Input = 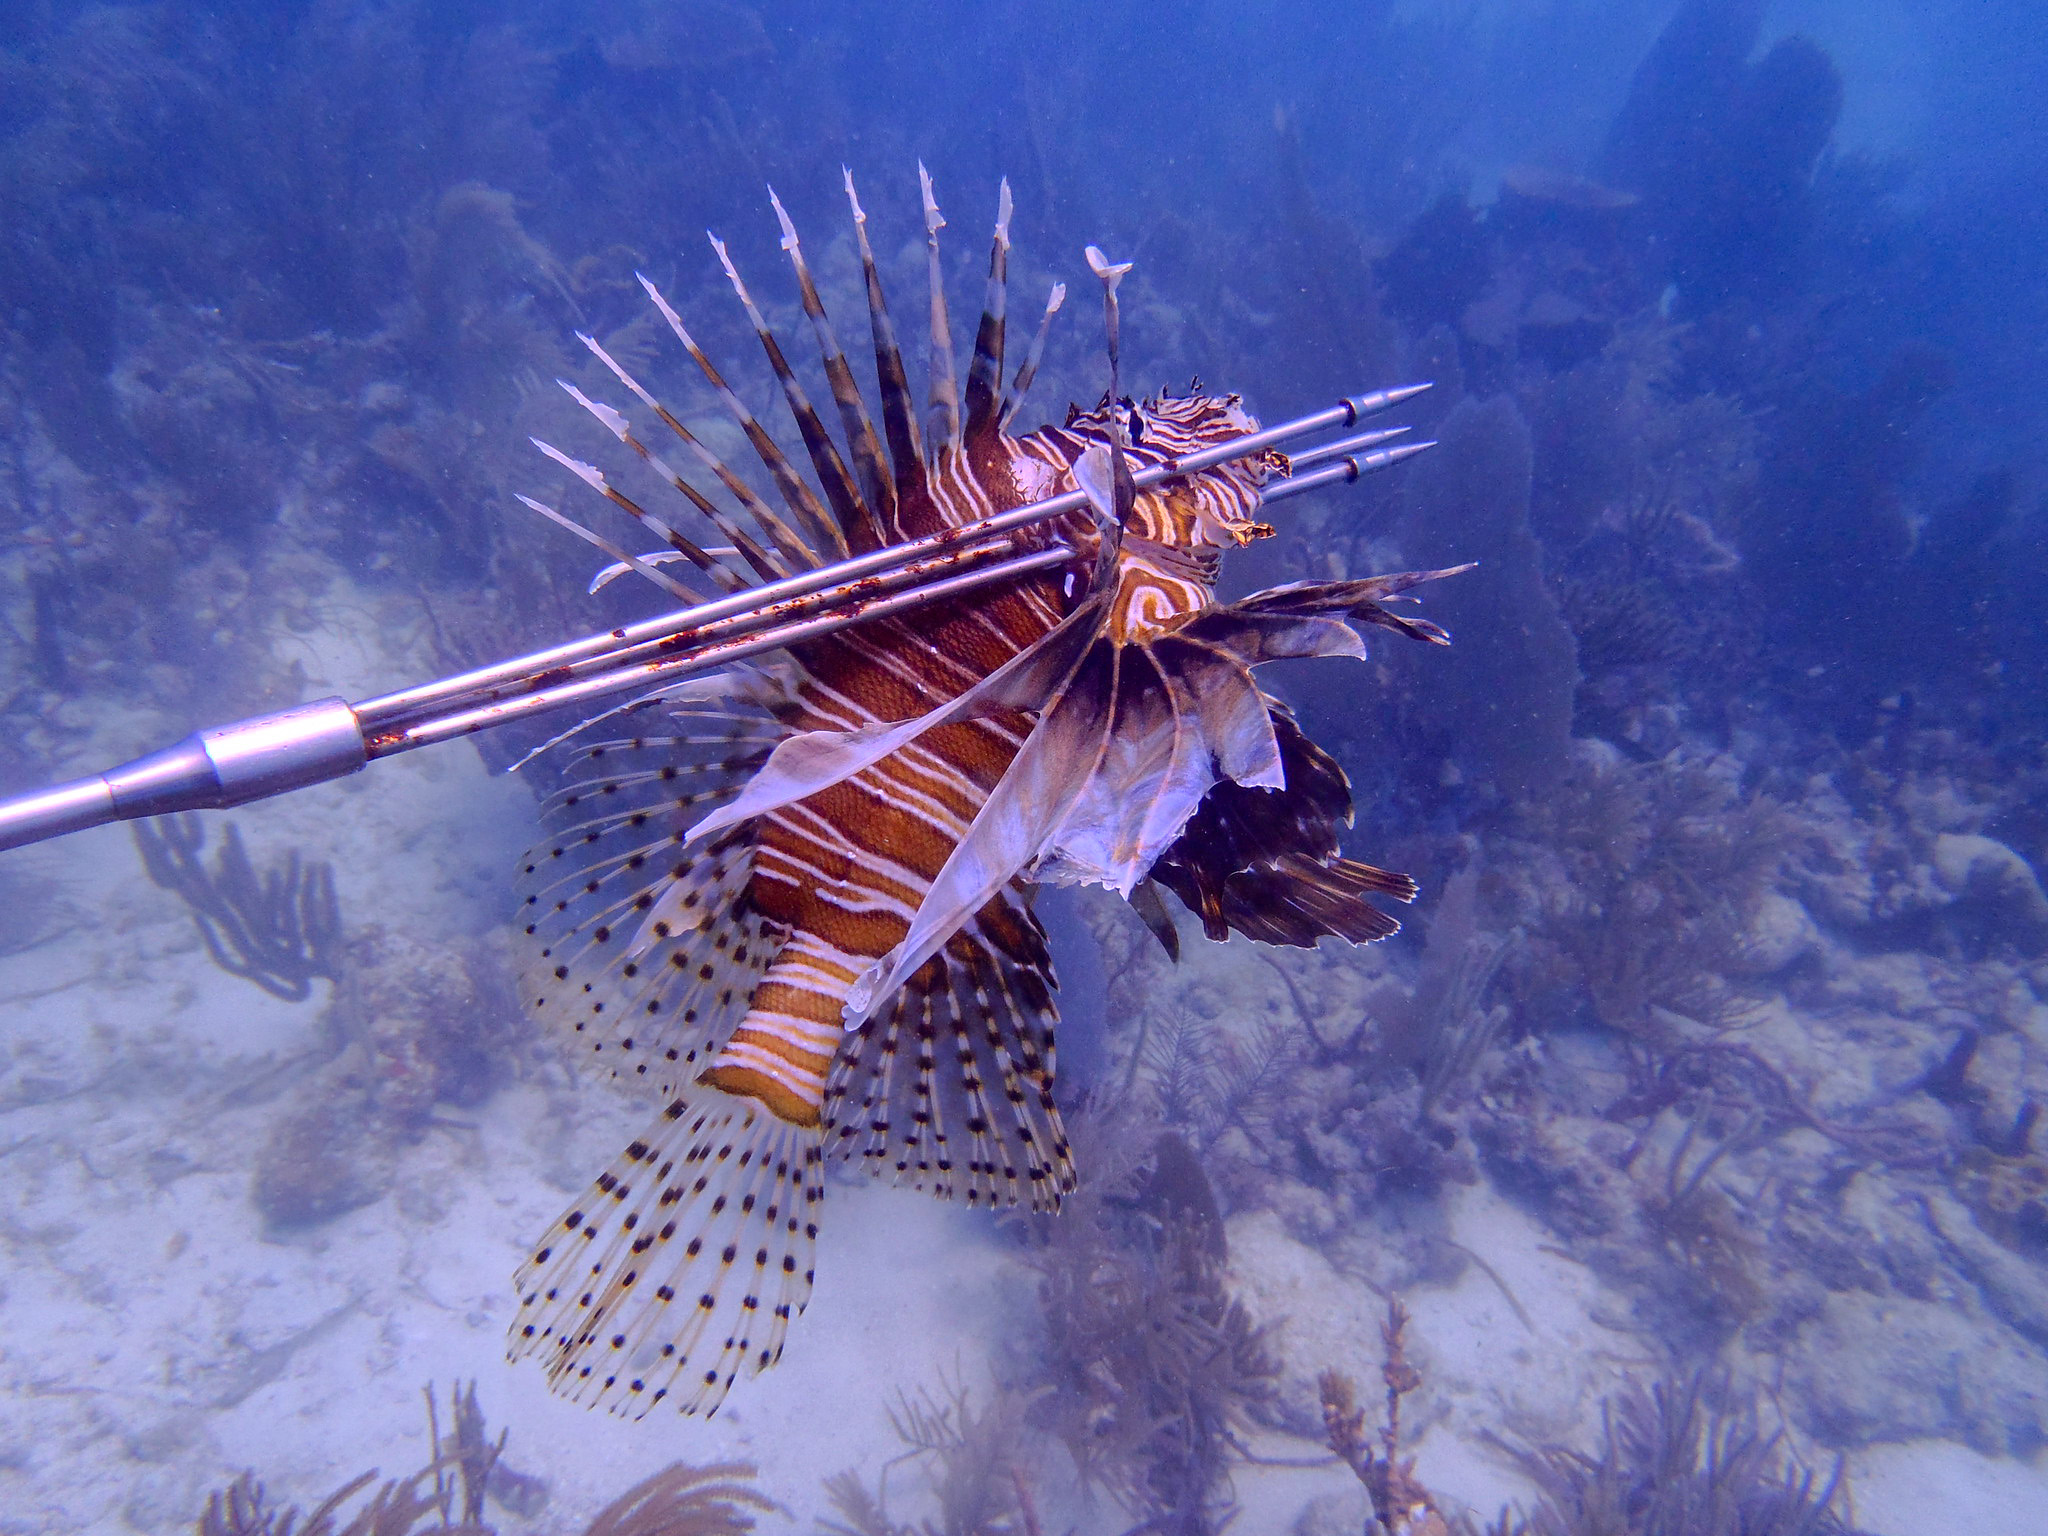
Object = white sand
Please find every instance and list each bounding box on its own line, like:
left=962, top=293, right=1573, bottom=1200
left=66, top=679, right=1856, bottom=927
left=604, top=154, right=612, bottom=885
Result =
left=5, top=589, right=2045, bottom=1534
left=0, top=725, right=1028, bottom=1532
left=0, top=588, right=1029, bottom=1532
left=1851, top=1439, right=2048, bottom=1536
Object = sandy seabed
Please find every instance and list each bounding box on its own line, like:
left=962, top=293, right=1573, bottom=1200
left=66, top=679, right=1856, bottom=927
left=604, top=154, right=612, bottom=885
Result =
left=0, top=594, right=2044, bottom=1535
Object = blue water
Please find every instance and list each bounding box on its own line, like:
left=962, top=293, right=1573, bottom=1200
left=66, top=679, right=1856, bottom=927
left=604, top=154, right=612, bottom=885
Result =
left=1, top=3, right=2044, bottom=1533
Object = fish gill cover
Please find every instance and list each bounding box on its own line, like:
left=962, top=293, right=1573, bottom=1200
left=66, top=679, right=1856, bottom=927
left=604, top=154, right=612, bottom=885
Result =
left=0, top=2, right=2046, bottom=1534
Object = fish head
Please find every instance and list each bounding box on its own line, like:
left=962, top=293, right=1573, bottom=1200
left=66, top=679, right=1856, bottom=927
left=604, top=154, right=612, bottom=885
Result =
left=1035, top=389, right=1282, bottom=640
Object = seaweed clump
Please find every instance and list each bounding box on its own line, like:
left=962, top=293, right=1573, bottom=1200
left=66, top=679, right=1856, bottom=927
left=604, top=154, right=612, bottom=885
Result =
left=134, top=813, right=344, bottom=1002
left=197, top=1381, right=775, bottom=1535
left=1010, top=1103, right=1279, bottom=1536
left=1488, top=1373, right=1866, bottom=1536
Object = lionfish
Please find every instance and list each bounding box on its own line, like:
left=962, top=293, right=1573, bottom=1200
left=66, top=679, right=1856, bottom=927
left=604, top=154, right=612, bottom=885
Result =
left=508, top=168, right=1462, bottom=1417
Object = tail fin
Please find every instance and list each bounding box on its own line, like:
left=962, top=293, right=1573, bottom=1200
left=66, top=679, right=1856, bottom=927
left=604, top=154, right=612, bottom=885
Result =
left=510, top=1088, right=825, bottom=1418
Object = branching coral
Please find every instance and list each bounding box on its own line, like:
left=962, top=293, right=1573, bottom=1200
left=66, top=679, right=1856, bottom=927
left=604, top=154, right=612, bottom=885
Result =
left=1359, top=864, right=1514, bottom=1120
left=197, top=1382, right=773, bottom=1536
left=197, top=1470, right=436, bottom=1536
left=821, top=1382, right=1039, bottom=1536
left=1007, top=1102, right=1278, bottom=1536
left=1151, top=867, right=1504, bottom=1241
left=1313, top=1307, right=1869, bottom=1535
left=132, top=813, right=343, bottom=1002
left=1142, top=1006, right=1308, bottom=1167
left=1319, top=1299, right=1461, bottom=1536
left=584, top=1462, right=779, bottom=1536
left=1487, top=1373, right=1866, bottom=1536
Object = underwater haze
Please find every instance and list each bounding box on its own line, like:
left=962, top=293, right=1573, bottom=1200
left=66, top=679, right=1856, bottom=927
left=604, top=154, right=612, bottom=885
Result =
left=3, top=0, right=2047, bottom=1532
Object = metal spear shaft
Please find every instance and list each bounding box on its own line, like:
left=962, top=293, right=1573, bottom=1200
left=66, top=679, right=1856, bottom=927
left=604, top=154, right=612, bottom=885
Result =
left=0, top=386, right=1431, bottom=854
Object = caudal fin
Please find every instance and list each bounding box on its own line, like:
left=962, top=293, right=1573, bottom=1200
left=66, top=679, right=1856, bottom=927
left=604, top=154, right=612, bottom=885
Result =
left=510, top=1089, right=824, bottom=1418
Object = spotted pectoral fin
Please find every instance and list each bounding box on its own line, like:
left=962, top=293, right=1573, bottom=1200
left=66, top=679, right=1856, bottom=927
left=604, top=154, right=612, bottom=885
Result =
left=823, top=892, right=1074, bottom=1214
left=517, top=712, right=785, bottom=1091
left=509, top=1090, right=825, bottom=1419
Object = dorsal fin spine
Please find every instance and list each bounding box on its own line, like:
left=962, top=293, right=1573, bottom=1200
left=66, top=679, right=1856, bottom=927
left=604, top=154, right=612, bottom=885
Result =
left=555, top=378, right=750, bottom=593
left=918, top=162, right=961, bottom=462
left=767, top=188, right=894, bottom=551
left=843, top=167, right=925, bottom=511
left=636, top=272, right=828, bottom=572
left=578, top=327, right=795, bottom=583
left=1000, top=281, right=1065, bottom=430
left=962, top=178, right=1011, bottom=444
left=515, top=485, right=699, bottom=603
left=709, top=229, right=858, bottom=560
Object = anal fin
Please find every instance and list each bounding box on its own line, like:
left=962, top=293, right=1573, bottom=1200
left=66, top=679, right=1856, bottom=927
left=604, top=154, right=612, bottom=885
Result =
left=823, top=891, right=1074, bottom=1213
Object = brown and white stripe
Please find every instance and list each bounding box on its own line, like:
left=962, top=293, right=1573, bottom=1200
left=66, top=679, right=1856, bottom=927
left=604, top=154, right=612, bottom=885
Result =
left=504, top=168, right=1433, bottom=1420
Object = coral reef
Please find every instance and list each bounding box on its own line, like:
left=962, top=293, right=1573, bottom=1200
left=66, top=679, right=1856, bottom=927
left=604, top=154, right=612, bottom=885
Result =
left=1311, top=1308, right=1870, bottom=1536
left=819, top=1382, right=1041, bottom=1536
left=133, top=814, right=344, bottom=1003
left=1601, top=0, right=1843, bottom=309
left=1, top=0, right=2044, bottom=1528
left=198, top=1383, right=505, bottom=1535
left=584, top=1464, right=778, bottom=1536
left=1318, top=1300, right=1457, bottom=1536
left=249, top=925, right=524, bottom=1231
left=121, top=812, right=527, bottom=1232
left=1005, top=1100, right=1281, bottom=1536
left=1488, top=1373, right=1865, bottom=1536
left=197, top=1383, right=773, bottom=1536
left=1384, top=392, right=1578, bottom=813
left=1504, top=749, right=1791, bottom=1042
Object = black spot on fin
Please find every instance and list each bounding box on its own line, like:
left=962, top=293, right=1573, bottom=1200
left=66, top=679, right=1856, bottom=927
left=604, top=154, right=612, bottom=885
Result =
left=516, top=696, right=788, bottom=1087
left=822, top=888, right=1073, bottom=1213
left=509, top=1088, right=824, bottom=1418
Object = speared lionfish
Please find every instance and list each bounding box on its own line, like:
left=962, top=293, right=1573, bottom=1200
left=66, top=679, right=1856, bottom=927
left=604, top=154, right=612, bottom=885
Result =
left=509, top=167, right=1464, bottom=1417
